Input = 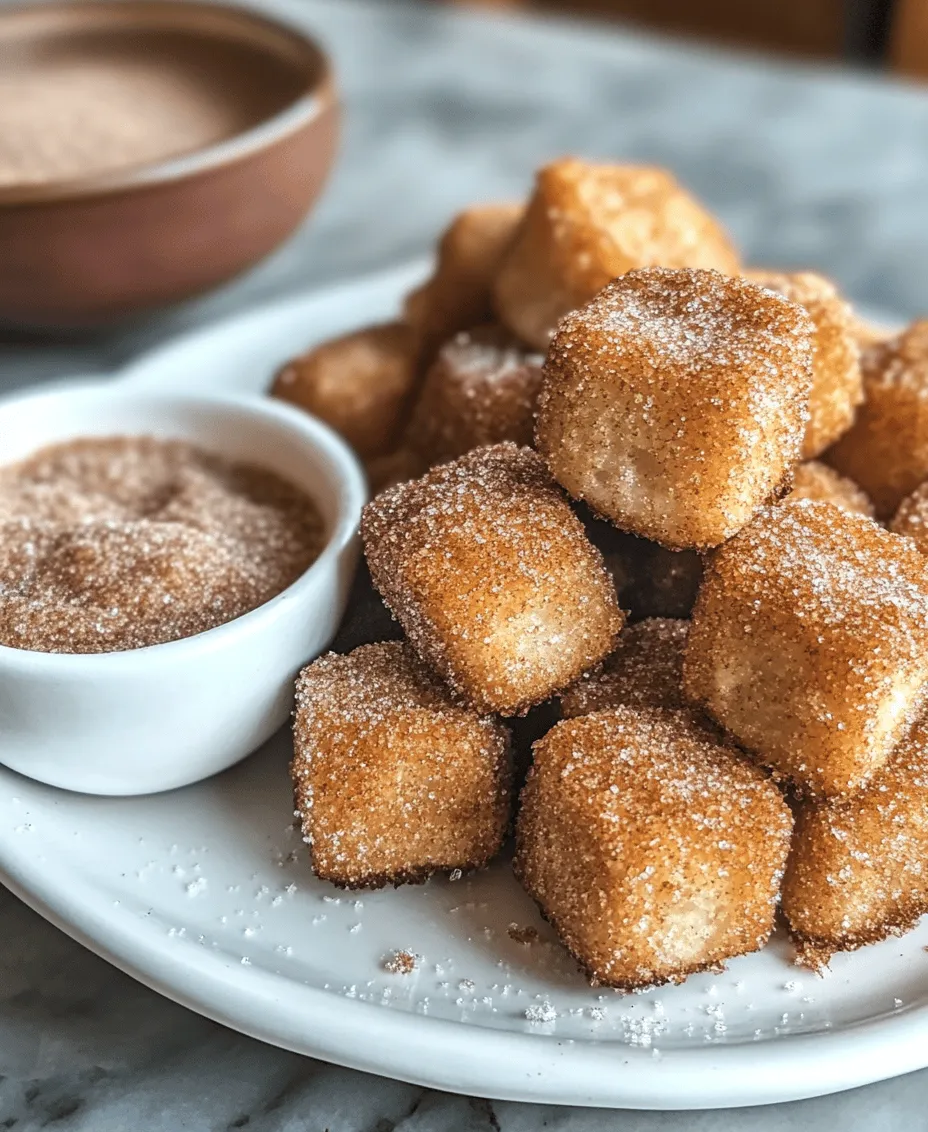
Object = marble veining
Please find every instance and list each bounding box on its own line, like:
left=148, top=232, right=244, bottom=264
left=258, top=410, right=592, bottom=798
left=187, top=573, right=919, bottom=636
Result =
left=5, top=0, right=928, bottom=1127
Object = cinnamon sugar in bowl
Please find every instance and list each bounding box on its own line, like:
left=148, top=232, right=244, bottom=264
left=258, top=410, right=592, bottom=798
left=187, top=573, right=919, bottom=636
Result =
left=0, top=384, right=364, bottom=795
left=0, top=0, right=337, bottom=328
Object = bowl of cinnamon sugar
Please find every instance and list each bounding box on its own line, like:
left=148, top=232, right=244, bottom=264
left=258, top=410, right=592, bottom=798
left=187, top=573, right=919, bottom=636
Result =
left=0, top=0, right=337, bottom=328
left=0, top=383, right=365, bottom=795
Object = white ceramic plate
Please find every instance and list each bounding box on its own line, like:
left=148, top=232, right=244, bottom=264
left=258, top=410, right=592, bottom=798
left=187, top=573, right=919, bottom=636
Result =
left=1, top=264, right=922, bottom=1111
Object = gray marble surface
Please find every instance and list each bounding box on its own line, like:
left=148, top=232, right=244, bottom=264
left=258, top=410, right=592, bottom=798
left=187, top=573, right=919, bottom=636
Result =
left=5, top=0, right=928, bottom=1127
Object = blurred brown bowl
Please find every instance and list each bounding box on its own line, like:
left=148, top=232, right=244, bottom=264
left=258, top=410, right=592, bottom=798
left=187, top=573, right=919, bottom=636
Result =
left=0, top=0, right=338, bottom=329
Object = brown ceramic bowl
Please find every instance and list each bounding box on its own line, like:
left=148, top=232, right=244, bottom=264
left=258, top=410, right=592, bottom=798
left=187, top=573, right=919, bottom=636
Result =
left=0, top=0, right=338, bottom=329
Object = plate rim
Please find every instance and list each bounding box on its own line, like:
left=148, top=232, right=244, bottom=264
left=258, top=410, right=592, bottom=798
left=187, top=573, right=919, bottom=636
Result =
left=117, top=258, right=432, bottom=390
left=3, top=820, right=928, bottom=1111
left=1, top=265, right=922, bottom=1110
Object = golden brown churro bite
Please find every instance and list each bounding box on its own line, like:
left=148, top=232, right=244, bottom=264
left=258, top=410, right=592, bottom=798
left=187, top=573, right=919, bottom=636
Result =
left=292, top=641, right=511, bottom=889
left=404, top=203, right=523, bottom=364
left=404, top=326, right=544, bottom=467
left=271, top=323, right=417, bottom=460
left=536, top=268, right=814, bottom=549
left=684, top=500, right=928, bottom=798
left=493, top=160, right=740, bottom=350
left=826, top=321, right=928, bottom=518
left=514, top=706, right=792, bottom=990
left=891, top=479, right=928, bottom=550
left=362, top=443, right=623, bottom=715
left=747, top=271, right=862, bottom=458
left=783, top=716, right=928, bottom=968
left=785, top=460, right=875, bottom=517
left=560, top=618, right=688, bottom=718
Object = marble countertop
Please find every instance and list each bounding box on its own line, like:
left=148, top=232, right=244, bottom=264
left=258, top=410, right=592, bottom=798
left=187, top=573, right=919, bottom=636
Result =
left=5, top=0, right=928, bottom=1126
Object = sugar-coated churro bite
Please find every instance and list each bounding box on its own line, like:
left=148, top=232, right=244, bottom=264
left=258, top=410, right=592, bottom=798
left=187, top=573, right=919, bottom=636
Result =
left=685, top=500, right=928, bottom=797
left=536, top=268, right=814, bottom=549
left=782, top=716, right=928, bottom=968
left=826, top=321, right=928, bottom=518
left=493, top=159, right=740, bottom=350
left=560, top=617, right=688, bottom=718
left=786, top=460, right=874, bottom=517
left=515, top=706, right=792, bottom=990
left=292, top=642, right=511, bottom=889
left=271, top=323, right=417, bottom=460
left=892, top=479, right=928, bottom=551
left=404, top=203, right=523, bottom=365
left=362, top=443, right=624, bottom=715
left=404, top=325, right=544, bottom=467
left=748, top=271, right=862, bottom=458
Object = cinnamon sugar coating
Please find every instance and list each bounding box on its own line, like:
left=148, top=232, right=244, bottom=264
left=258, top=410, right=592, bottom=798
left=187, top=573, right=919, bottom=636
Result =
left=514, top=706, right=792, bottom=990
left=271, top=322, right=417, bottom=460
left=0, top=437, right=323, bottom=654
left=404, top=325, right=544, bottom=467
left=825, top=321, right=928, bottom=518
left=684, top=500, right=928, bottom=798
left=404, top=203, right=523, bottom=365
left=493, top=159, right=740, bottom=351
left=783, top=715, right=928, bottom=968
left=362, top=443, right=624, bottom=715
left=536, top=268, right=814, bottom=549
left=292, top=641, right=511, bottom=889
left=891, top=479, right=928, bottom=551
left=748, top=271, right=861, bottom=458
left=561, top=618, right=689, bottom=718
left=786, top=460, right=874, bottom=517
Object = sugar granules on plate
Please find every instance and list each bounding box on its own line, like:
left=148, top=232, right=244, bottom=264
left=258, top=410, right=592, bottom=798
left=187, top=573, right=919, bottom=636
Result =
left=0, top=435, right=324, bottom=653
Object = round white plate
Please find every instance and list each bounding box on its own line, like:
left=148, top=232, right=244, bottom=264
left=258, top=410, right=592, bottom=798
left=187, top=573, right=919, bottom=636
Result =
left=1, top=265, right=922, bottom=1111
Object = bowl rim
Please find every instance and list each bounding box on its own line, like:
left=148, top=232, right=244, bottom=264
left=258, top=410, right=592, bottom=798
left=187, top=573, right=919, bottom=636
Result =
left=0, top=0, right=336, bottom=207
left=0, top=381, right=367, bottom=670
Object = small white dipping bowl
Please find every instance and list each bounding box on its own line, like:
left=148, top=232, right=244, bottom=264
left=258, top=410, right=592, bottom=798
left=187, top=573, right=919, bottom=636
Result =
left=0, top=382, right=365, bottom=795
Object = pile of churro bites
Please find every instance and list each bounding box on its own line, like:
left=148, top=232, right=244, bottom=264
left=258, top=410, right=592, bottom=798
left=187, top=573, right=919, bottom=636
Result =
left=280, top=157, right=928, bottom=990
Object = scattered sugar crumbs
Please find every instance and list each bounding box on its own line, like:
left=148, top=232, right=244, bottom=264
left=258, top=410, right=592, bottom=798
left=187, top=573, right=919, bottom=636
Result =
left=0, top=436, right=324, bottom=653
left=507, top=923, right=539, bottom=945
left=383, top=949, right=420, bottom=975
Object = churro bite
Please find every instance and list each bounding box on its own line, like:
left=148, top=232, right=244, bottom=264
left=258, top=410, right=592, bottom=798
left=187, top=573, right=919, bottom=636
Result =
left=748, top=271, right=861, bottom=458
left=514, top=706, right=792, bottom=989
left=292, top=641, right=510, bottom=889
left=685, top=500, right=928, bottom=797
left=404, top=203, right=523, bottom=364
left=404, top=325, right=544, bottom=467
left=493, top=160, right=740, bottom=350
left=825, top=321, right=928, bottom=518
left=785, top=460, right=874, bottom=517
left=560, top=618, right=688, bottom=718
left=271, top=323, right=416, bottom=460
left=362, top=443, right=623, bottom=715
left=782, top=716, right=928, bottom=968
left=892, top=479, right=928, bottom=551
left=536, top=268, right=814, bottom=549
